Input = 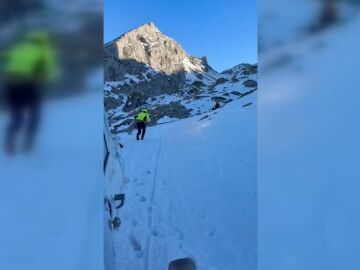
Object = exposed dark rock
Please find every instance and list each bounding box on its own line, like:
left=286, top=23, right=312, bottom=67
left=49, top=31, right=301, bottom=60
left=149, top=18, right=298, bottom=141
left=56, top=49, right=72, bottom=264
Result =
left=209, top=77, right=228, bottom=91
left=242, top=102, right=253, bottom=107
left=243, top=80, right=257, bottom=88
left=231, top=91, right=243, bottom=96
left=211, top=96, right=228, bottom=103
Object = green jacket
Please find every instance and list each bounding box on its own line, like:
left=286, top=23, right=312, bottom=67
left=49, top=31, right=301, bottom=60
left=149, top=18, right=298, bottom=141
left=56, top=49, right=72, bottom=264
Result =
left=4, top=32, right=57, bottom=83
left=136, top=110, right=151, bottom=123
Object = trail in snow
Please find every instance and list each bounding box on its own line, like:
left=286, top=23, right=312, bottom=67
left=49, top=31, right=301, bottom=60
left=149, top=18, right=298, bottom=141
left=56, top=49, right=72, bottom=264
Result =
left=109, top=96, right=256, bottom=270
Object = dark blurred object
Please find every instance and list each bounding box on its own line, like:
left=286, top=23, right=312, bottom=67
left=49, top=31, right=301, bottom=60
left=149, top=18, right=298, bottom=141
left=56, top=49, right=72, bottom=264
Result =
left=0, top=0, right=44, bottom=24
left=310, top=0, right=339, bottom=32
left=111, top=217, right=121, bottom=230
left=0, top=0, right=103, bottom=97
left=320, top=0, right=338, bottom=27
left=4, top=81, right=41, bottom=154
left=311, top=0, right=360, bottom=33
left=3, top=31, right=57, bottom=154
left=53, top=12, right=103, bottom=94
left=211, top=101, right=221, bottom=111
left=168, top=258, right=197, bottom=270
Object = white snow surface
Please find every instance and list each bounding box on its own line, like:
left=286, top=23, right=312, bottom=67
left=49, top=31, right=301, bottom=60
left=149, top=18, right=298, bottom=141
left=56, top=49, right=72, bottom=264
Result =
left=157, top=116, right=178, bottom=124
left=105, top=98, right=256, bottom=270
left=259, top=4, right=360, bottom=270
left=0, top=93, right=103, bottom=270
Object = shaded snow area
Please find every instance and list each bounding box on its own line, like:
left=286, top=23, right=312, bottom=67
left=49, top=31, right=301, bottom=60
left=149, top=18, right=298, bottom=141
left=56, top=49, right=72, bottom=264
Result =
left=0, top=93, right=103, bottom=270
left=105, top=95, right=256, bottom=270
left=259, top=3, right=360, bottom=270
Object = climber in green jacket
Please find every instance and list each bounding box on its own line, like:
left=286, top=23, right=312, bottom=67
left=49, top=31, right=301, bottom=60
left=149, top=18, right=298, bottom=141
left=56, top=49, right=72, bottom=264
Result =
left=4, top=31, right=57, bottom=83
left=2, top=31, right=58, bottom=154
left=135, top=109, right=151, bottom=141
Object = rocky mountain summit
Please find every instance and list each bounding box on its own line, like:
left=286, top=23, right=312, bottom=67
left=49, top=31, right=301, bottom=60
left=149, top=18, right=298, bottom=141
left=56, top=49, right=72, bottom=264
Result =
left=104, top=22, right=257, bottom=134
left=105, top=22, right=215, bottom=79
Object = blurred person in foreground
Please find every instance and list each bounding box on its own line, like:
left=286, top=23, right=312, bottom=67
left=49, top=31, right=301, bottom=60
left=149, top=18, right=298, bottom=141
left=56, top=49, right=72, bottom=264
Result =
left=2, top=31, right=57, bottom=155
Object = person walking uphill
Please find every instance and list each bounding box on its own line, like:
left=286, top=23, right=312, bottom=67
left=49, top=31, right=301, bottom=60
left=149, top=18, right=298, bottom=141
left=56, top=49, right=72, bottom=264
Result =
left=135, top=109, right=150, bottom=141
left=212, top=101, right=221, bottom=111
left=2, top=31, right=57, bottom=155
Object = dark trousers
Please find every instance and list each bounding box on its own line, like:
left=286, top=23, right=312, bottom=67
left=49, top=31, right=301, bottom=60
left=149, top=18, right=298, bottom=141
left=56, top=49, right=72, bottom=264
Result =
left=136, top=122, right=146, bottom=140
left=5, top=81, right=41, bottom=153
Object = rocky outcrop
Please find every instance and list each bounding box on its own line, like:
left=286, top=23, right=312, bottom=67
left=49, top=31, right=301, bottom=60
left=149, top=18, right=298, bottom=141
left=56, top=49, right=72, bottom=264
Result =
left=243, top=79, right=257, bottom=88
left=104, top=22, right=214, bottom=82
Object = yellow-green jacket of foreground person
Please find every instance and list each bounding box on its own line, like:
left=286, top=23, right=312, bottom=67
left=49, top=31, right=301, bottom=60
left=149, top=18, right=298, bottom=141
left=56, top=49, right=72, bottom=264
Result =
left=136, top=109, right=151, bottom=123
left=4, top=32, right=58, bottom=83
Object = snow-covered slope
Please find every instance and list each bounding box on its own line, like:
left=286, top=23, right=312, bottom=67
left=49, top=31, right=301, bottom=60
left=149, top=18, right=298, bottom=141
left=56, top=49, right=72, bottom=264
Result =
left=259, top=2, right=360, bottom=270
left=0, top=93, right=103, bottom=270
left=104, top=94, right=256, bottom=270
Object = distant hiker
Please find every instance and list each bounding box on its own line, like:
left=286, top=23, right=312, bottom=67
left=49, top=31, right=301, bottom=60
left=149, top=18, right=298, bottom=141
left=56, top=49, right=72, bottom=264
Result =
left=2, top=31, right=57, bottom=155
left=135, top=109, right=151, bottom=140
left=212, top=101, right=221, bottom=111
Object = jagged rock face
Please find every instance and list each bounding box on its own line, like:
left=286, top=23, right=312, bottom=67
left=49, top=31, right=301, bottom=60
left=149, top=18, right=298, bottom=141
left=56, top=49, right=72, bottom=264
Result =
left=104, top=22, right=257, bottom=134
left=115, top=22, right=187, bottom=73
left=104, top=22, right=213, bottom=84
left=222, top=63, right=258, bottom=76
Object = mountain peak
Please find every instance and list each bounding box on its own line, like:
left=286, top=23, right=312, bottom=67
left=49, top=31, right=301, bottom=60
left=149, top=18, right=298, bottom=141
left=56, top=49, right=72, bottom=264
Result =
left=105, top=23, right=217, bottom=77
left=144, top=22, right=157, bottom=29
left=132, top=22, right=160, bottom=34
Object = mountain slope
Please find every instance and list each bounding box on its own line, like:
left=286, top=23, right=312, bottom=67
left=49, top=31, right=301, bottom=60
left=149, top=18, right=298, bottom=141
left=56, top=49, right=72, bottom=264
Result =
left=104, top=22, right=257, bottom=134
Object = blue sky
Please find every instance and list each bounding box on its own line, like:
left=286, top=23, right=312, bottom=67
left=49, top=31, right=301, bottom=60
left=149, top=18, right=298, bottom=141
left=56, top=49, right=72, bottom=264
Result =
left=104, top=0, right=257, bottom=72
